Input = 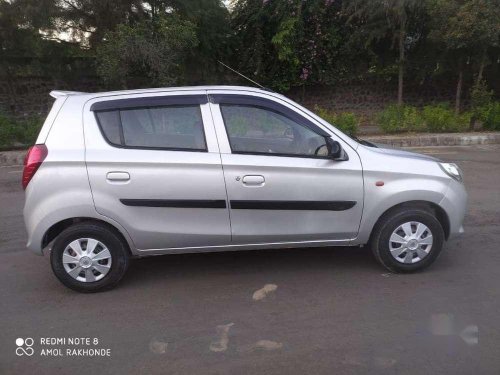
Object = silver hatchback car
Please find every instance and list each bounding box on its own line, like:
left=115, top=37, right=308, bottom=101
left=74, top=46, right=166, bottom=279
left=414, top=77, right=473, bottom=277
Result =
left=23, top=86, right=467, bottom=292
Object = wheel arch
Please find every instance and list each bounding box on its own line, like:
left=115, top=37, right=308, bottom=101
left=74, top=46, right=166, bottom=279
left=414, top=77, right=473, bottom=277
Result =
left=42, top=217, right=136, bottom=256
left=368, top=200, right=450, bottom=244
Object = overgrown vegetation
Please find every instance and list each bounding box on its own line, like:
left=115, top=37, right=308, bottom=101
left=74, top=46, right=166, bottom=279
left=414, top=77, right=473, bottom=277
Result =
left=375, top=103, right=475, bottom=134
left=96, top=15, right=198, bottom=87
left=479, top=102, right=500, bottom=131
left=314, top=106, right=359, bottom=136
left=377, top=105, right=425, bottom=134
left=1, top=0, right=500, bottom=148
left=421, top=104, right=470, bottom=133
left=1, top=0, right=500, bottom=95
left=0, top=113, right=43, bottom=148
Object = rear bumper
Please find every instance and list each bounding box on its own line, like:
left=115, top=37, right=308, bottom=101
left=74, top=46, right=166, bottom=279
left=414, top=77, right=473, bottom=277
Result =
left=24, top=207, right=45, bottom=256
left=439, top=179, right=467, bottom=239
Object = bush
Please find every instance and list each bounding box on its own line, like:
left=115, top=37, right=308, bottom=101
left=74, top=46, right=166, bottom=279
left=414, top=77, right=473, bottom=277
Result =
left=470, top=80, right=493, bottom=114
left=421, top=104, right=469, bottom=133
left=96, top=15, right=198, bottom=88
left=19, top=116, right=44, bottom=144
left=455, top=111, right=473, bottom=132
left=376, top=104, right=424, bottom=133
left=0, top=112, right=43, bottom=147
left=481, top=102, right=500, bottom=131
left=0, top=113, right=16, bottom=146
left=314, top=106, right=359, bottom=136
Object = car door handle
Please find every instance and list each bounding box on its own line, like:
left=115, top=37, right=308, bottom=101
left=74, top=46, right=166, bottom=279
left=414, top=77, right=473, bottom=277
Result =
left=106, top=172, right=130, bottom=181
left=242, top=175, right=265, bottom=186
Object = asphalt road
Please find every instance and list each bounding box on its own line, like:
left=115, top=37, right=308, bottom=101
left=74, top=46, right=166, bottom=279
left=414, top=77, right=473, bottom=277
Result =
left=1, top=144, right=499, bottom=375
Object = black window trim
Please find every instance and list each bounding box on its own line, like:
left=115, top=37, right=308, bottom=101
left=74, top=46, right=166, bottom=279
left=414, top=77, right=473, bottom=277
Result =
left=93, top=103, right=209, bottom=153
left=90, top=94, right=208, bottom=112
left=215, top=95, right=332, bottom=159
left=231, top=150, right=333, bottom=160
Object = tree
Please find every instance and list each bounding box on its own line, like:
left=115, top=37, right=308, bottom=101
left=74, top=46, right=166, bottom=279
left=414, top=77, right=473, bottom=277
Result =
left=0, top=0, right=90, bottom=78
left=344, top=0, right=424, bottom=105
left=96, top=14, right=198, bottom=87
left=143, top=0, right=232, bottom=83
left=173, top=0, right=233, bottom=83
left=427, top=0, right=500, bottom=114
left=454, top=0, right=500, bottom=86
left=53, top=0, right=148, bottom=47
left=230, top=0, right=345, bottom=91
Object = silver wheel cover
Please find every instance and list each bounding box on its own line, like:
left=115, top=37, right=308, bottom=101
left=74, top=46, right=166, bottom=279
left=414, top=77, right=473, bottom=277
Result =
left=62, top=238, right=112, bottom=282
left=389, top=221, right=433, bottom=264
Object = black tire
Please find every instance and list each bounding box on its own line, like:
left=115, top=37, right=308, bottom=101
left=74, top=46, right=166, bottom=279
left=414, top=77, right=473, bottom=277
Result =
left=370, top=207, right=445, bottom=273
left=50, top=222, right=130, bottom=293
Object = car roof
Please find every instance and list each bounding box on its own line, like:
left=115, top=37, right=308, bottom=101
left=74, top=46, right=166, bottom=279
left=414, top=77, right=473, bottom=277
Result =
left=48, top=86, right=360, bottom=151
left=50, top=85, right=275, bottom=99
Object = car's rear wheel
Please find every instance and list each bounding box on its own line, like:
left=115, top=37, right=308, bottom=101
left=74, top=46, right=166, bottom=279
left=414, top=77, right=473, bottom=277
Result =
left=370, top=207, right=445, bottom=273
left=50, top=222, right=129, bottom=292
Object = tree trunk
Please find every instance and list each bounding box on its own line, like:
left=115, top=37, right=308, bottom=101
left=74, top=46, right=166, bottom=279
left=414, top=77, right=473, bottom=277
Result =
left=397, top=14, right=406, bottom=106
left=455, top=64, right=463, bottom=115
left=476, top=49, right=486, bottom=85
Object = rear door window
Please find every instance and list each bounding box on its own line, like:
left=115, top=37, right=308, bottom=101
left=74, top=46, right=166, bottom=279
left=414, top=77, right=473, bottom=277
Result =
left=95, top=105, right=206, bottom=151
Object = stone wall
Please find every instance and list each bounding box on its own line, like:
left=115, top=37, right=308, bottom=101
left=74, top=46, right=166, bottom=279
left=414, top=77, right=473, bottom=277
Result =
left=1, top=76, right=462, bottom=123
left=287, top=80, right=463, bottom=119
left=0, top=76, right=103, bottom=118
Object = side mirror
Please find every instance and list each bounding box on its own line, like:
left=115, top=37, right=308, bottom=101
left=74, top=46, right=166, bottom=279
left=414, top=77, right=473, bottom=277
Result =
left=326, top=137, right=348, bottom=161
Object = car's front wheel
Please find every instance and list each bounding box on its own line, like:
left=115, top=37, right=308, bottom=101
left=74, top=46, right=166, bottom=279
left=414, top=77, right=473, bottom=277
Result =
left=50, top=222, right=130, bottom=292
left=370, top=207, right=445, bottom=273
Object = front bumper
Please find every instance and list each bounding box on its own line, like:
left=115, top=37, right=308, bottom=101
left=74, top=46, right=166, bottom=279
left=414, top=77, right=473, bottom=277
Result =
left=439, top=179, right=468, bottom=239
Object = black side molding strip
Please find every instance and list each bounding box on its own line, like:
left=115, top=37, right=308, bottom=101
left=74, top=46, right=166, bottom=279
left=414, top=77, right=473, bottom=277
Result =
left=230, top=200, right=356, bottom=211
left=120, top=199, right=355, bottom=211
left=91, top=94, right=208, bottom=112
left=120, top=199, right=227, bottom=209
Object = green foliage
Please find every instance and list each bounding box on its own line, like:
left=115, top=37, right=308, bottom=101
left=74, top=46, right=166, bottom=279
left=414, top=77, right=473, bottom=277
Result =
left=0, top=0, right=94, bottom=79
left=345, top=0, right=424, bottom=42
left=421, top=104, right=470, bottom=132
left=427, top=0, right=500, bottom=112
left=479, top=102, right=500, bottom=131
left=0, top=112, right=43, bottom=147
left=314, top=106, right=359, bottom=136
left=272, top=17, right=301, bottom=67
left=96, top=15, right=198, bottom=87
left=375, top=103, right=472, bottom=134
left=1, top=0, right=500, bottom=130
left=470, top=80, right=494, bottom=118
left=376, top=104, right=425, bottom=133
left=430, top=0, right=500, bottom=51
left=421, top=103, right=454, bottom=132
left=231, top=0, right=348, bottom=90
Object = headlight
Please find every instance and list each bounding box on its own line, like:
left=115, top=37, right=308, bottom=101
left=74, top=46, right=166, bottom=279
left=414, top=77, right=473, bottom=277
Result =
left=439, top=162, right=463, bottom=182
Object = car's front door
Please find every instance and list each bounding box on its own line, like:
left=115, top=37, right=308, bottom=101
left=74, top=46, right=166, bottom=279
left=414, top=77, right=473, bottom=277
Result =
left=84, top=92, right=231, bottom=251
left=208, top=92, right=363, bottom=245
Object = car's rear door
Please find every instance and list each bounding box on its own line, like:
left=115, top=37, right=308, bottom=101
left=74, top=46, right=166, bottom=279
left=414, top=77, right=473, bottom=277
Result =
left=84, top=91, right=231, bottom=251
left=208, top=90, right=363, bottom=245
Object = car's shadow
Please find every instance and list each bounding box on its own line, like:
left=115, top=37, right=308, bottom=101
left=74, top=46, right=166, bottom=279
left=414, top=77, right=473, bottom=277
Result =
left=122, top=246, right=381, bottom=288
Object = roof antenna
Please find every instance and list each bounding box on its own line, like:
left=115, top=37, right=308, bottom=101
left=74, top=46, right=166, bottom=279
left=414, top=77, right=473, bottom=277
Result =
left=217, top=60, right=273, bottom=92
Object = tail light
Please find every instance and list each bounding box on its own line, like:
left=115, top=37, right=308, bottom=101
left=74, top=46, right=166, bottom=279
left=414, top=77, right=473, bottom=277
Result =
left=22, top=144, right=48, bottom=190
